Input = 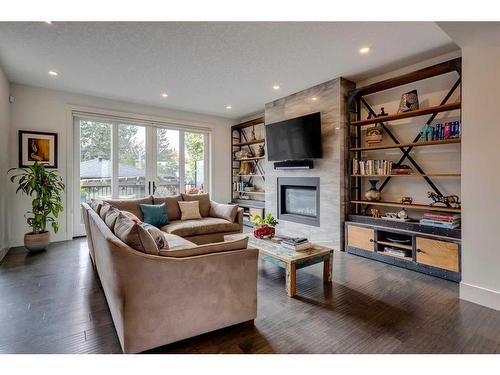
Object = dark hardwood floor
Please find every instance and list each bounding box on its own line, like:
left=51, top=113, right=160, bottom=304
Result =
left=1, top=237, right=500, bottom=354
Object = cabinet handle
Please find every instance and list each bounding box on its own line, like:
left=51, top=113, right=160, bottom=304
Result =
left=369, top=239, right=374, bottom=242
left=417, top=248, right=423, bottom=253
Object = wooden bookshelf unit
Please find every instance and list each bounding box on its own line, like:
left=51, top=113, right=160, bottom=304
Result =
left=231, top=116, right=266, bottom=227
left=345, top=58, right=462, bottom=282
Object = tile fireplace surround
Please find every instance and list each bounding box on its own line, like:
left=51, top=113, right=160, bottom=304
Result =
left=264, top=77, right=354, bottom=249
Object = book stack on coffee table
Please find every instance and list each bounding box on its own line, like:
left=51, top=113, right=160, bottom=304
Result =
left=281, top=237, right=311, bottom=251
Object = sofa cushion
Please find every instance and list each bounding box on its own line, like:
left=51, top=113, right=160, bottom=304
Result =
left=161, top=217, right=241, bottom=237
left=90, top=199, right=103, bottom=215
left=152, top=195, right=183, bottom=221
left=178, top=201, right=202, bottom=221
left=209, top=200, right=238, bottom=222
left=113, top=212, right=159, bottom=255
left=162, top=233, right=197, bottom=251
left=140, top=203, right=169, bottom=228
left=103, top=206, right=121, bottom=231
left=159, top=236, right=248, bottom=258
left=103, top=196, right=153, bottom=221
left=181, top=193, right=210, bottom=217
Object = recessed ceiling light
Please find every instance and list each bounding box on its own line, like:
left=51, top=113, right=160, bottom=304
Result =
left=45, top=21, right=52, bottom=24
left=272, top=84, right=280, bottom=90
left=161, top=93, right=168, bottom=98
left=48, top=70, right=58, bottom=76
left=226, top=105, right=232, bottom=110
left=359, top=46, right=371, bottom=54
left=311, top=97, right=318, bottom=101
left=335, top=127, right=340, bottom=130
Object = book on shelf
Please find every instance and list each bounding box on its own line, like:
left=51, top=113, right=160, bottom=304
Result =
left=352, top=158, right=393, bottom=176
left=423, top=212, right=461, bottom=222
left=419, top=219, right=460, bottom=229
left=433, top=121, right=461, bottom=141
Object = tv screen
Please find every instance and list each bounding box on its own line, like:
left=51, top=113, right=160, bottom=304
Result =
left=265, top=112, right=322, bottom=161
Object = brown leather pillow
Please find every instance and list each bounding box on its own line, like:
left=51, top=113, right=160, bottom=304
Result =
left=103, top=196, right=153, bottom=221
left=181, top=193, right=210, bottom=217
left=153, top=195, right=182, bottom=221
left=113, top=213, right=159, bottom=255
left=209, top=200, right=238, bottom=222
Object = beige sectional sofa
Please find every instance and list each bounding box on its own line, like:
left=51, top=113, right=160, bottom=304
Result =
left=81, top=194, right=258, bottom=354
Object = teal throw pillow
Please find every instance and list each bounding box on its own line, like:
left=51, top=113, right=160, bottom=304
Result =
left=139, top=203, right=169, bottom=228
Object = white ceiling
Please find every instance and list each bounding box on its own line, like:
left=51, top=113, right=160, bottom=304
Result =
left=0, top=22, right=457, bottom=119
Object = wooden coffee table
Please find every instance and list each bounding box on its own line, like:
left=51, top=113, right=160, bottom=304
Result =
left=226, top=233, right=334, bottom=297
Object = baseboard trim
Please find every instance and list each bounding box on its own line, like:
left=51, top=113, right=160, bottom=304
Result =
left=460, top=282, right=500, bottom=312
left=0, top=247, right=9, bottom=264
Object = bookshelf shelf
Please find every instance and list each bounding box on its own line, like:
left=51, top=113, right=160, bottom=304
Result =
left=351, top=173, right=460, bottom=177
left=377, top=240, right=412, bottom=251
left=350, top=138, right=460, bottom=152
left=237, top=174, right=265, bottom=177
left=350, top=102, right=461, bottom=127
left=350, top=200, right=461, bottom=213
left=233, top=139, right=265, bottom=147
left=234, top=191, right=266, bottom=195
left=233, top=156, right=265, bottom=161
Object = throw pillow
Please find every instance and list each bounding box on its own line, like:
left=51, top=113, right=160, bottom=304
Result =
left=181, top=193, right=210, bottom=217
left=113, top=212, right=159, bottom=255
left=209, top=201, right=238, bottom=222
left=123, top=211, right=141, bottom=223
left=90, top=199, right=103, bottom=215
left=178, top=201, right=202, bottom=221
left=139, top=203, right=169, bottom=228
left=141, top=222, right=168, bottom=250
left=104, top=207, right=121, bottom=231
left=99, top=203, right=112, bottom=220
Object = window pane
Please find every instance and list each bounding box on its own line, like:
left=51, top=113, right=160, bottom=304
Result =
left=79, top=120, right=113, bottom=202
left=184, top=132, right=205, bottom=194
left=156, top=128, right=180, bottom=196
left=118, top=124, right=146, bottom=199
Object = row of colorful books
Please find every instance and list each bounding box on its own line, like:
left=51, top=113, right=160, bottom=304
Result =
left=433, top=121, right=461, bottom=140
left=420, top=212, right=461, bottom=229
left=352, top=159, right=393, bottom=176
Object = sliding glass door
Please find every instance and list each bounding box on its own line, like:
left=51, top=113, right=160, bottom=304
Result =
left=74, top=116, right=209, bottom=236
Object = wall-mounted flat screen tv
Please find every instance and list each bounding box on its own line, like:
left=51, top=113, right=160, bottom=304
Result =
left=265, top=112, right=322, bottom=161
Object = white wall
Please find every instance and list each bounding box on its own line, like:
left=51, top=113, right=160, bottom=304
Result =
left=8, top=84, right=232, bottom=247
left=459, top=47, right=500, bottom=310
left=0, top=65, right=10, bottom=261
left=355, top=51, right=462, bottom=218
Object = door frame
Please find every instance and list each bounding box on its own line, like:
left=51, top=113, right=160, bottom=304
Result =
left=70, top=106, right=212, bottom=237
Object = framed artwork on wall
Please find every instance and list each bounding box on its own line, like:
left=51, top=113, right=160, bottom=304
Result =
left=18, top=130, right=58, bottom=168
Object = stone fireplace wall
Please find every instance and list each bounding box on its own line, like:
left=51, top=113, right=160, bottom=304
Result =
left=264, top=77, right=354, bottom=249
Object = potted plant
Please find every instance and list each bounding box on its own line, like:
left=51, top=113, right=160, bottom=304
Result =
left=250, top=213, right=278, bottom=239
left=9, top=162, right=65, bottom=252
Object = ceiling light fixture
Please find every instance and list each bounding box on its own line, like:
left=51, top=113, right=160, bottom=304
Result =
left=311, top=97, right=318, bottom=101
left=161, top=93, right=168, bottom=98
left=359, top=46, right=371, bottom=54
left=48, top=70, right=58, bottom=76
left=45, top=21, right=52, bottom=24
left=226, top=105, right=232, bottom=110
left=272, top=84, right=280, bottom=90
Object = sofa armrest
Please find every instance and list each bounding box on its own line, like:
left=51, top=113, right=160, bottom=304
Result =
left=236, top=207, right=244, bottom=225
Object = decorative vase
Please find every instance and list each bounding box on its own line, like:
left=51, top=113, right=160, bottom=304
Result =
left=257, top=145, right=265, bottom=157
left=24, top=231, right=50, bottom=252
left=365, top=180, right=381, bottom=201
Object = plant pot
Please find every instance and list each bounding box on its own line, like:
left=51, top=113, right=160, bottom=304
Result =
left=24, top=231, right=50, bottom=252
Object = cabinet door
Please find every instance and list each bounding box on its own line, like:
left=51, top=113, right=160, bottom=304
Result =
left=347, top=225, right=374, bottom=252
left=416, top=237, right=459, bottom=272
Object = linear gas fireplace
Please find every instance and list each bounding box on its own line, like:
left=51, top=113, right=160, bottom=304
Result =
left=277, top=177, right=320, bottom=227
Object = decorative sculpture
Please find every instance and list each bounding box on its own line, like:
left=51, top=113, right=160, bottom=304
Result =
left=420, top=124, right=435, bottom=141
left=427, top=192, right=461, bottom=208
